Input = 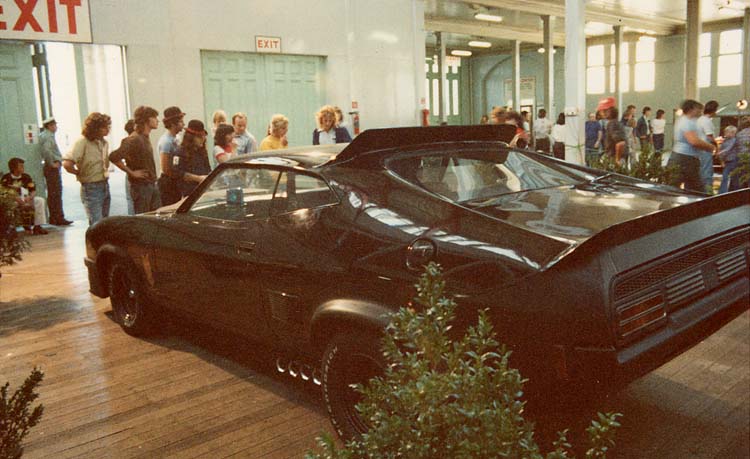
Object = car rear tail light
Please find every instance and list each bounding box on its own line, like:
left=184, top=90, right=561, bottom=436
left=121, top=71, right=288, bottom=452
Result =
left=616, top=293, right=667, bottom=340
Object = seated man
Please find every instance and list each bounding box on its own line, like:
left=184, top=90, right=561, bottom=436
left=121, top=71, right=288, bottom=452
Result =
left=1, top=157, right=48, bottom=235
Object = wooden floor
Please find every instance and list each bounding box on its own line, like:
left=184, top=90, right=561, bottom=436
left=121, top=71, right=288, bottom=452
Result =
left=1, top=224, right=748, bottom=458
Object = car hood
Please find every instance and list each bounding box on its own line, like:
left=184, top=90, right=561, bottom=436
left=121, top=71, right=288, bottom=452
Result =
left=467, top=184, right=701, bottom=245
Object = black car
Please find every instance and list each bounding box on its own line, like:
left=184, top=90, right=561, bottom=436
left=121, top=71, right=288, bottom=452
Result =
left=85, top=125, right=750, bottom=439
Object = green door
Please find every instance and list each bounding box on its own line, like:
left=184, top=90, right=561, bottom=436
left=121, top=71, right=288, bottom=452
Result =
left=201, top=51, right=325, bottom=150
left=0, top=43, right=41, bottom=191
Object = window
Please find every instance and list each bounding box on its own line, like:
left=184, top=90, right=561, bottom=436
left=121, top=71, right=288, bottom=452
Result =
left=188, top=167, right=280, bottom=221
left=386, top=149, right=589, bottom=203
left=634, top=39, right=655, bottom=92
left=717, top=29, right=742, bottom=86
left=698, top=33, right=711, bottom=88
left=272, top=172, right=338, bottom=215
left=609, top=44, right=629, bottom=93
left=586, top=45, right=605, bottom=94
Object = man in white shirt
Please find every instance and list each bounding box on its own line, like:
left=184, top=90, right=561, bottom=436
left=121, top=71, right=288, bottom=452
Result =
left=533, top=109, right=553, bottom=153
left=696, top=100, right=718, bottom=193
left=232, top=112, right=258, bottom=154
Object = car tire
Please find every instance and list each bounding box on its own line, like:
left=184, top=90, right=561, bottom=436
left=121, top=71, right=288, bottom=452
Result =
left=109, top=258, right=153, bottom=336
left=322, top=332, right=385, bottom=440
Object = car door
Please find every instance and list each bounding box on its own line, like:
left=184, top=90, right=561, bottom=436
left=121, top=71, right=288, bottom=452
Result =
left=151, top=165, right=281, bottom=340
left=252, top=170, right=349, bottom=344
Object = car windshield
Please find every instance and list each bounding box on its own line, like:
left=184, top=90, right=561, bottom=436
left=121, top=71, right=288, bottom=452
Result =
left=386, top=147, right=588, bottom=203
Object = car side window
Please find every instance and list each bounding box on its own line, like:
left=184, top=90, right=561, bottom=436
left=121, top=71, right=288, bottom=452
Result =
left=270, top=171, right=338, bottom=215
left=187, top=167, right=281, bottom=221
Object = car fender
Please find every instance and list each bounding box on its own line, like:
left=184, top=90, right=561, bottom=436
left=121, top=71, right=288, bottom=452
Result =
left=310, top=299, right=394, bottom=353
left=92, top=244, right=131, bottom=291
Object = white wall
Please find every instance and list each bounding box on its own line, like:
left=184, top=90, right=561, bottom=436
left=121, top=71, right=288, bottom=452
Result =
left=87, top=0, right=426, bottom=136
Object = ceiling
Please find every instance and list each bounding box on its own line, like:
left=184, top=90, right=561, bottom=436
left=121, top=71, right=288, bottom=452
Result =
left=424, top=0, right=750, bottom=56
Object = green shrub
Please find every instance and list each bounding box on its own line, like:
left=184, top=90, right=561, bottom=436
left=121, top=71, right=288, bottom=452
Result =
left=307, top=263, right=621, bottom=459
left=730, top=152, right=750, bottom=187
left=591, top=143, right=676, bottom=185
left=0, top=187, right=30, bottom=276
left=0, top=368, right=45, bottom=459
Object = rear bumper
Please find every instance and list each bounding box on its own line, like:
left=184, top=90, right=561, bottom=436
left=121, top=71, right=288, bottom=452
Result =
left=568, top=276, right=749, bottom=384
left=85, top=256, right=108, bottom=298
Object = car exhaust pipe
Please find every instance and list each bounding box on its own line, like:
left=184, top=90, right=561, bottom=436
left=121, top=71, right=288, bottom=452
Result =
left=312, top=368, right=322, bottom=386
left=288, top=360, right=300, bottom=378
left=300, top=364, right=311, bottom=381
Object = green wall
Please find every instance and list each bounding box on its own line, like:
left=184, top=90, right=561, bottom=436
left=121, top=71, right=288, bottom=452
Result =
left=467, top=31, right=744, bottom=149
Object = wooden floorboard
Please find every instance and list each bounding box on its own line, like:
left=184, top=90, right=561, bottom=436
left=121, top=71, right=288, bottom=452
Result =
left=1, top=223, right=747, bottom=458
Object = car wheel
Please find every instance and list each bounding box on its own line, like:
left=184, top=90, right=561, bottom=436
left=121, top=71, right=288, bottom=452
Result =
left=322, top=332, right=385, bottom=440
left=109, top=259, right=152, bottom=336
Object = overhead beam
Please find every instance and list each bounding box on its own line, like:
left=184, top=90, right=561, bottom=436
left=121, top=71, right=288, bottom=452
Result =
left=449, top=0, right=680, bottom=36
left=425, top=17, right=566, bottom=47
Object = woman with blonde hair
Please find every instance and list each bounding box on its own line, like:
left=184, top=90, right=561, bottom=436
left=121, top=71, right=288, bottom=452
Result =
left=211, top=109, right=227, bottom=136
left=260, top=114, right=290, bottom=151
left=313, top=105, right=352, bottom=145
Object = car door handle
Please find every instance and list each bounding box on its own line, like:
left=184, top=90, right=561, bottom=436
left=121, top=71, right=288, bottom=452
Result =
left=236, top=242, right=256, bottom=254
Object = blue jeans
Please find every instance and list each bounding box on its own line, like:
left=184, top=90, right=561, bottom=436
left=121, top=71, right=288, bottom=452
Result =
left=81, top=180, right=111, bottom=225
left=130, top=181, right=161, bottom=214
left=698, top=151, right=714, bottom=194
left=719, top=160, right=740, bottom=194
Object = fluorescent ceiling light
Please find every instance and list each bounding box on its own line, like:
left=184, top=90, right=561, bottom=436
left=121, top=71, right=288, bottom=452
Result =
left=451, top=50, right=472, bottom=57
left=638, top=35, right=657, bottom=42
left=468, top=40, right=492, bottom=48
left=474, top=12, right=503, bottom=22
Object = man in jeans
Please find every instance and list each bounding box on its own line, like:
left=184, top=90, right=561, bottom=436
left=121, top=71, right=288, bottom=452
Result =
left=110, top=106, right=161, bottom=213
left=39, top=117, right=72, bottom=225
left=63, top=112, right=112, bottom=225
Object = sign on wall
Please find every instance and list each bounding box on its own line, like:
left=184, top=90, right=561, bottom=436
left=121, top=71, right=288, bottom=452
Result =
left=503, top=77, right=536, bottom=105
left=0, top=0, right=92, bottom=43
left=255, top=36, right=281, bottom=53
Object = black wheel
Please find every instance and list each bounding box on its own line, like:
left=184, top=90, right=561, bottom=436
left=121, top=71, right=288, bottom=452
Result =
left=322, top=332, right=385, bottom=440
left=109, top=259, right=153, bottom=336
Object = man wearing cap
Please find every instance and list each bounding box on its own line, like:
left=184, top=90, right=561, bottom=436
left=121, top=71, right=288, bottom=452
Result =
left=157, top=106, right=185, bottom=206
left=1, top=157, right=48, bottom=235
left=39, top=117, right=72, bottom=225
left=109, top=106, right=161, bottom=214
left=232, top=112, right=258, bottom=154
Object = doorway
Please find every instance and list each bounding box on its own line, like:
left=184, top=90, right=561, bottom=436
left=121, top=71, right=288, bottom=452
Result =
left=200, top=50, right=326, bottom=149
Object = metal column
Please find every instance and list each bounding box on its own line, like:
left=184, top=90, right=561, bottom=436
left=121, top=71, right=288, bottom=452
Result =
left=685, top=0, right=701, bottom=100
left=31, top=43, right=52, bottom=120
left=512, top=40, right=521, bottom=111
left=742, top=7, right=749, bottom=100
left=564, top=0, right=586, bottom=164
left=436, top=32, right=447, bottom=123
left=542, top=15, right=555, bottom=117
left=613, top=25, right=623, bottom=115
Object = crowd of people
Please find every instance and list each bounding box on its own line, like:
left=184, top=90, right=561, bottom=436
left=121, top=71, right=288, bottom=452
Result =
left=478, top=97, right=749, bottom=195
left=1, top=103, right=355, bottom=235
left=3, top=97, right=747, bottom=237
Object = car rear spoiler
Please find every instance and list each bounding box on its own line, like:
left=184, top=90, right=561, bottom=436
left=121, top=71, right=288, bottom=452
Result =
left=552, top=189, right=750, bottom=268
left=333, top=125, right=518, bottom=164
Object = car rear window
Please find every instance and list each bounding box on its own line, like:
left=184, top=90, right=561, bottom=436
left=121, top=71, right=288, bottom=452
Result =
left=386, top=148, right=586, bottom=203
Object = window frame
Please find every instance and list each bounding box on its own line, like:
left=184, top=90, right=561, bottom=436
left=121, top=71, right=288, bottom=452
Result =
left=177, top=163, right=339, bottom=221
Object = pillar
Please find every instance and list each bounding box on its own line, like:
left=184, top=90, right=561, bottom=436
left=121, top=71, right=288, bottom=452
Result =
left=685, top=0, right=701, bottom=100
left=564, top=0, right=586, bottom=164
left=542, top=15, right=555, bottom=117
left=512, top=40, right=521, bottom=110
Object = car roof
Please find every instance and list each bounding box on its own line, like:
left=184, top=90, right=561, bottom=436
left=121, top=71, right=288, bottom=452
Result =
left=229, top=144, right=346, bottom=170
left=225, top=125, right=517, bottom=171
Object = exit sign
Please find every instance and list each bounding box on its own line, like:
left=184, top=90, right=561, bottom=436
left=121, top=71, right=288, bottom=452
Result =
left=255, top=36, right=281, bottom=53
